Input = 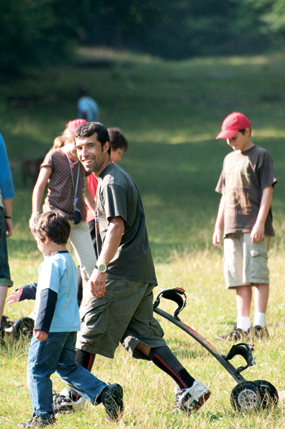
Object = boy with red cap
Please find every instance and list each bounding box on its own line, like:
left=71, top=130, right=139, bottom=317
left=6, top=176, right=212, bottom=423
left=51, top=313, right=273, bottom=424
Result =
left=213, top=112, right=277, bottom=341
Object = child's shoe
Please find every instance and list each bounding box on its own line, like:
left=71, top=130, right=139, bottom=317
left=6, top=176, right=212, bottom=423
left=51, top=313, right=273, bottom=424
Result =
left=248, top=325, right=269, bottom=340
left=215, top=325, right=248, bottom=341
left=100, top=383, right=124, bottom=421
left=18, top=415, right=55, bottom=427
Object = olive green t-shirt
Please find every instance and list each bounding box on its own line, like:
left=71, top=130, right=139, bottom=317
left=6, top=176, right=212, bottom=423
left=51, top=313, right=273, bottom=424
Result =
left=96, top=163, right=157, bottom=284
left=215, top=145, right=277, bottom=237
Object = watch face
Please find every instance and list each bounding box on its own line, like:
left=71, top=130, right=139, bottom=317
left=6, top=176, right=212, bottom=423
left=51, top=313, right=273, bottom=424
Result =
left=98, top=263, right=107, bottom=273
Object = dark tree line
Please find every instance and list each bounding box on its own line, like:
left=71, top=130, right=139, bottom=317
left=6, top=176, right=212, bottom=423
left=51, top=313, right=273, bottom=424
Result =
left=1, top=0, right=285, bottom=75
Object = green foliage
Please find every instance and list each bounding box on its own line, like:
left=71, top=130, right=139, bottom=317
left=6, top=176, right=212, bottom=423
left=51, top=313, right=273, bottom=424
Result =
left=129, top=0, right=271, bottom=58
left=0, top=0, right=79, bottom=75
left=3, top=0, right=285, bottom=73
left=91, top=0, right=160, bottom=35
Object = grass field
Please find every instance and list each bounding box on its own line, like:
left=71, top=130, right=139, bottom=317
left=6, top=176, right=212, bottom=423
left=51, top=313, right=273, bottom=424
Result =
left=1, top=48, right=285, bottom=428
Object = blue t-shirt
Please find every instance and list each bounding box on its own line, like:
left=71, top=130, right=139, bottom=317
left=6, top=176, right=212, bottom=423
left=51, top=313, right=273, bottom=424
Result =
left=77, top=96, right=99, bottom=122
left=35, top=251, right=80, bottom=332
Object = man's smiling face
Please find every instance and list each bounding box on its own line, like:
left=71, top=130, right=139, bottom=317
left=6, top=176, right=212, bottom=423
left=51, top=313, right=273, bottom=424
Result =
left=75, top=132, right=109, bottom=175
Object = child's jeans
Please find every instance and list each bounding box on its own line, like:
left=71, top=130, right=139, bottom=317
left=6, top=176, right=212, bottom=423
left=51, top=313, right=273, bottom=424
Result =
left=27, top=331, right=106, bottom=418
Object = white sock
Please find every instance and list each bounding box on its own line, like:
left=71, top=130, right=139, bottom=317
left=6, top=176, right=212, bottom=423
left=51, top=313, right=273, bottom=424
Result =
left=237, top=316, right=250, bottom=332
left=253, top=312, right=265, bottom=327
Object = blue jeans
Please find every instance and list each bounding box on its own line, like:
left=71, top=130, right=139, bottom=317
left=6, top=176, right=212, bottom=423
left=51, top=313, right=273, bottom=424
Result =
left=27, top=331, right=107, bottom=418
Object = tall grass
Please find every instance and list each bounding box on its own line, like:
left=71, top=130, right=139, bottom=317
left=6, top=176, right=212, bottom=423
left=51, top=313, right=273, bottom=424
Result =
left=1, top=48, right=285, bottom=428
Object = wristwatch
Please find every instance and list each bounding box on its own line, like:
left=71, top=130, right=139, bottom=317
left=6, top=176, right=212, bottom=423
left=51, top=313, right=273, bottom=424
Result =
left=96, top=263, right=107, bottom=273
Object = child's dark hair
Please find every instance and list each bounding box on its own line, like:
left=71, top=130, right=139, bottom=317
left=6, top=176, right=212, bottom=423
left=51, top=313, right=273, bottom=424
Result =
left=239, top=128, right=252, bottom=136
left=31, top=210, right=71, bottom=245
left=108, top=128, right=128, bottom=152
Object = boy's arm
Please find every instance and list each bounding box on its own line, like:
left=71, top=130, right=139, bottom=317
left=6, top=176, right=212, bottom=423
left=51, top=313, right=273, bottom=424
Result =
left=251, top=185, right=274, bottom=243
left=34, top=289, right=57, bottom=340
left=213, top=195, right=225, bottom=248
left=20, top=283, right=38, bottom=300
left=6, top=283, right=37, bottom=305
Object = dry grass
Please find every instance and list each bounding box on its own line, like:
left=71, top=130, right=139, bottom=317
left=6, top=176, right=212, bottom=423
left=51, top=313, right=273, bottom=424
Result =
left=1, top=249, right=285, bottom=428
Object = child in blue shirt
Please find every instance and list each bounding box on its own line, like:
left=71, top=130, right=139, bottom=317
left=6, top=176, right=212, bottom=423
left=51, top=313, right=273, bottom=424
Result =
left=11, top=210, right=123, bottom=428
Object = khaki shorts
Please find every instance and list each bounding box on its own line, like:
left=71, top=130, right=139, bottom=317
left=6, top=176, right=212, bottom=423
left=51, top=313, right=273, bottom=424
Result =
left=223, top=233, right=271, bottom=289
left=76, top=279, right=166, bottom=359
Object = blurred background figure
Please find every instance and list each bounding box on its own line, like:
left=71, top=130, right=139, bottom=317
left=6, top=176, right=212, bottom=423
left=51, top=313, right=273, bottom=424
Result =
left=108, top=128, right=129, bottom=163
left=0, top=133, right=15, bottom=338
left=77, top=84, right=99, bottom=122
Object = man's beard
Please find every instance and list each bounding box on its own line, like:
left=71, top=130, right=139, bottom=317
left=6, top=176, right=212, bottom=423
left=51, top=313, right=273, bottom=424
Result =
left=82, top=156, right=104, bottom=174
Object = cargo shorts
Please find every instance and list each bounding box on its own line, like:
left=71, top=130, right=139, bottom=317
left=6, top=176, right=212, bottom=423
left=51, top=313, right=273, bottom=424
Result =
left=76, top=279, right=166, bottom=359
left=223, top=232, right=271, bottom=289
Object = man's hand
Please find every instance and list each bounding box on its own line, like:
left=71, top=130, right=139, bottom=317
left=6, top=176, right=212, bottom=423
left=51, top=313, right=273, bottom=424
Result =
left=87, top=216, right=124, bottom=298
left=34, top=330, right=48, bottom=341
left=88, top=269, right=107, bottom=297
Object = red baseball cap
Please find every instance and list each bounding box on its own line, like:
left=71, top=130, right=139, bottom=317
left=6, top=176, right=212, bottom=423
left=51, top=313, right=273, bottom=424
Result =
left=66, top=119, right=87, bottom=136
left=216, top=112, right=251, bottom=139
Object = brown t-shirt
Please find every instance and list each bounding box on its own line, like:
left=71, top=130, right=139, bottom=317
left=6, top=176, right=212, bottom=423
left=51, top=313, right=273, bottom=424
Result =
left=215, top=145, right=277, bottom=237
left=41, top=148, right=87, bottom=221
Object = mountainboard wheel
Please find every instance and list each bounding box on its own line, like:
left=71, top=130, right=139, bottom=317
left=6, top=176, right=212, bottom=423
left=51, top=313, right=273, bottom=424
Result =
left=12, top=317, right=34, bottom=339
left=230, top=381, right=261, bottom=412
left=254, top=380, right=279, bottom=409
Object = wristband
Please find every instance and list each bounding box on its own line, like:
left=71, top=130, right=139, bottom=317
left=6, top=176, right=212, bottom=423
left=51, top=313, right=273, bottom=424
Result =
left=5, top=216, right=11, bottom=219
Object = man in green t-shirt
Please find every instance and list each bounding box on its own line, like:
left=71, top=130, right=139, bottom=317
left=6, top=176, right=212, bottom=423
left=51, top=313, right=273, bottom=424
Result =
left=54, top=122, right=211, bottom=416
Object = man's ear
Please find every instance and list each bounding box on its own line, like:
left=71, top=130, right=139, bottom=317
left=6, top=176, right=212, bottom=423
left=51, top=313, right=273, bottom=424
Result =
left=103, top=141, right=110, bottom=153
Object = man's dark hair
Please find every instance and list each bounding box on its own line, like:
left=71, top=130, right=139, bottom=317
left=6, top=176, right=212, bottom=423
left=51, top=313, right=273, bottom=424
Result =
left=108, top=128, right=128, bottom=152
left=75, top=122, right=110, bottom=154
left=75, top=122, right=109, bottom=144
left=31, top=210, right=71, bottom=245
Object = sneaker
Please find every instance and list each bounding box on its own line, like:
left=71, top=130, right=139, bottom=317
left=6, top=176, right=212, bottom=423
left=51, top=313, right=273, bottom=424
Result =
left=175, top=380, right=211, bottom=413
left=53, top=387, right=86, bottom=413
left=248, top=325, right=269, bottom=340
left=101, top=383, right=124, bottom=421
left=215, top=325, right=248, bottom=341
left=18, top=415, right=55, bottom=427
